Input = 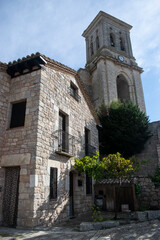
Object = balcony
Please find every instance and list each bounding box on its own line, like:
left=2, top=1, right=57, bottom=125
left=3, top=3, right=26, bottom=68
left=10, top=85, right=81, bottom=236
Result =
left=68, top=86, right=81, bottom=102
left=56, top=130, right=75, bottom=157
left=85, top=144, right=96, bottom=156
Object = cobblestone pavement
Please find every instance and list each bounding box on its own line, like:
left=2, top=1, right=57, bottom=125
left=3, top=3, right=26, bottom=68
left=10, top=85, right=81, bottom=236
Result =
left=0, top=220, right=160, bottom=240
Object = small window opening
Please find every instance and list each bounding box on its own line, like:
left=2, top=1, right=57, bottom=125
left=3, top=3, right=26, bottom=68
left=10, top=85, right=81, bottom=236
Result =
left=120, top=38, right=125, bottom=51
left=69, top=83, right=81, bottom=102
left=86, top=173, right=92, bottom=195
left=10, top=101, right=26, bottom=128
left=91, top=42, right=94, bottom=56
left=59, top=112, right=68, bottom=152
left=71, top=84, right=77, bottom=98
left=96, top=36, right=100, bottom=50
left=50, top=167, right=58, bottom=199
left=110, top=34, right=115, bottom=47
left=85, top=127, right=90, bottom=155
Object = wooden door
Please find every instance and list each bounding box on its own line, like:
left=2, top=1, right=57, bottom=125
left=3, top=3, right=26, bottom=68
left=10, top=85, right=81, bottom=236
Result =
left=116, top=186, right=135, bottom=211
left=3, top=167, right=20, bottom=227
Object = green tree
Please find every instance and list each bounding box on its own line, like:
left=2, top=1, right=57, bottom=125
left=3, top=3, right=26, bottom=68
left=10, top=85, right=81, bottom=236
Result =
left=97, top=101, right=151, bottom=158
left=74, top=152, right=136, bottom=219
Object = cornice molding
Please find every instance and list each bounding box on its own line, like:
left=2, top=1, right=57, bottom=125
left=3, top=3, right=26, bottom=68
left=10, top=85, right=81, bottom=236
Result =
left=86, top=54, right=143, bottom=74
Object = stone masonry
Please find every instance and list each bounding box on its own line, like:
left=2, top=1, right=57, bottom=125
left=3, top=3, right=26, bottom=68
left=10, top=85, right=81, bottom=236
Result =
left=0, top=54, right=99, bottom=228
left=136, top=121, right=160, bottom=176
left=134, top=177, right=160, bottom=210
left=31, top=58, right=99, bottom=227
left=78, top=11, right=146, bottom=113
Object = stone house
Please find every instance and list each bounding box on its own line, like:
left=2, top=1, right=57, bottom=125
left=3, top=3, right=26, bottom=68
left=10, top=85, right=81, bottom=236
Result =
left=0, top=54, right=99, bottom=228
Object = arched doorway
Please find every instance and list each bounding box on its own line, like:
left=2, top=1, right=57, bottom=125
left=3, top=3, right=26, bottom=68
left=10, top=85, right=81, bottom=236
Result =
left=116, top=74, right=130, bottom=102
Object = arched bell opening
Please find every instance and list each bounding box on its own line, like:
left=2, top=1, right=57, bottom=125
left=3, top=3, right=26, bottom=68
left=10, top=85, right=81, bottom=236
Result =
left=116, top=74, right=130, bottom=103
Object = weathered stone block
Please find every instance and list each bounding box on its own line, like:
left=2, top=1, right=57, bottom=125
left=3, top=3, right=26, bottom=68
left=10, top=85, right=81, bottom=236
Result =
left=146, top=210, right=160, bottom=220
left=1, top=153, right=31, bottom=166
left=134, top=211, right=148, bottom=222
left=80, top=221, right=119, bottom=231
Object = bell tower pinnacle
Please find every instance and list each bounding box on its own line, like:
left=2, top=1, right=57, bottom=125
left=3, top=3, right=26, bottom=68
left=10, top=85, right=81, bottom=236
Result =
left=78, top=11, right=146, bottom=113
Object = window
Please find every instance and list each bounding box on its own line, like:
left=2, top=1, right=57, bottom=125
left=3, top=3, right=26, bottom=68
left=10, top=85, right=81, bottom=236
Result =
left=96, top=36, right=100, bottom=50
left=117, top=74, right=130, bottom=102
left=59, top=112, right=68, bottom=152
left=69, top=83, right=81, bottom=102
left=56, top=111, right=75, bottom=156
left=90, top=42, right=94, bottom=56
left=120, top=38, right=125, bottom=51
left=84, top=127, right=96, bottom=156
left=85, top=127, right=90, bottom=155
left=70, top=84, right=77, bottom=97
left=86, top=173, right=92, bottom=195
left=110, top=33, right=115, bottom=47
left=59, top=112, right=66, bottom=132
left=10, top=100, right=26, bottom=128
left=50, top=167, right=57, bottom=199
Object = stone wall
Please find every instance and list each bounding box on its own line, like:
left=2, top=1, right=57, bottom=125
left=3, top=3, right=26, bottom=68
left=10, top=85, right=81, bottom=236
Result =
left=0, top=70, right=41, bottom=227
left=134, top=177, right=160, bottom=210
left=73, top=172, right=93, bottom=216
left=0, top=68, right=10, bottom=158
left=78, top=56, right=146, bottom=113
left=133, top=121, right=160, bottom=210
left=0, top=61, right=99, bottom=228
left=135, top=121, right=160, bottom=176
left=0, top=68, right=10, bottom=223
left=25, top=65, right=99, bottom=227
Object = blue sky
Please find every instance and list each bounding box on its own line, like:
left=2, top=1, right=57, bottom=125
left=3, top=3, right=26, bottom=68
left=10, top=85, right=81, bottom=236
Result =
left=0, top=0, right=160, bottom=122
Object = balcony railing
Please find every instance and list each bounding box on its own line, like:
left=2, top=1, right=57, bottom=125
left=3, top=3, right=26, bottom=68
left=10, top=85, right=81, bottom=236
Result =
left=68, top=87, right=81, bottom=102
left=85, top=144, right=96, bottom=156
left=56, top=130, right=75, bottom=156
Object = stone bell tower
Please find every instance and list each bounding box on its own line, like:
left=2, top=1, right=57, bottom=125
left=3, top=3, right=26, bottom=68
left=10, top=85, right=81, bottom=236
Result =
left=78, top=11, right=146, bottom=113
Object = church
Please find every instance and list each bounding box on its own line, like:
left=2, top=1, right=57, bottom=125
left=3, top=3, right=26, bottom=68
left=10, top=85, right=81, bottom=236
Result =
left=0, top=11, right=159, bottom=228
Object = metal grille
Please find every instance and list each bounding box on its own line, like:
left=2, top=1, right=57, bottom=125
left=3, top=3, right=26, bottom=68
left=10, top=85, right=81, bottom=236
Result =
left=68, top=87, right=81, bottom=102
left=57, top=130, right=75, bottom=156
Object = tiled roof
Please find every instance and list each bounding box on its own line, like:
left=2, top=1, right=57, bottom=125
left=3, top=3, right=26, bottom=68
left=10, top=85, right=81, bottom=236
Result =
left=97, top=178, right=131, bottom=185
left=8, top=52, right=41, bottom=66
left=7, top=52, right=77, bottom=75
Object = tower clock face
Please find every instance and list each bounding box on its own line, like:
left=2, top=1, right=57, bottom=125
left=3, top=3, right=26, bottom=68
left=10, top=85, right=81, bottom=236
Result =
left=118, top=55, right=124, bottom=62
